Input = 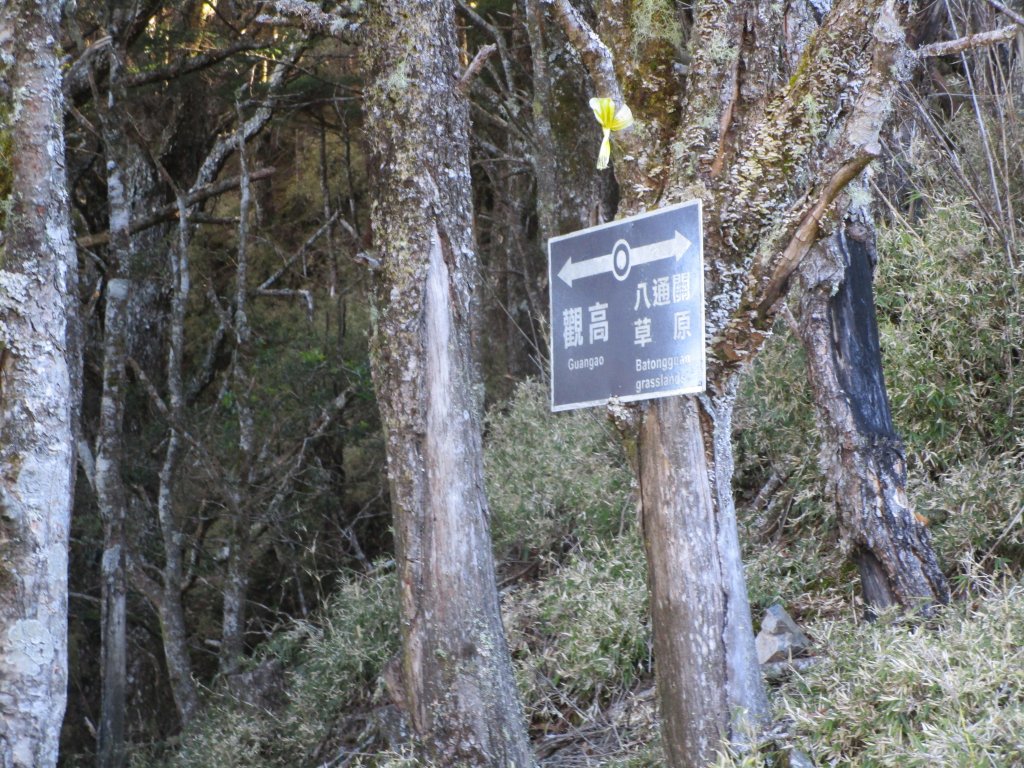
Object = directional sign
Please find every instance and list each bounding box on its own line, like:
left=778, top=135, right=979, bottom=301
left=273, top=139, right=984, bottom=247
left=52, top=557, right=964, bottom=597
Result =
left=548, top=199, right=705, bottom=412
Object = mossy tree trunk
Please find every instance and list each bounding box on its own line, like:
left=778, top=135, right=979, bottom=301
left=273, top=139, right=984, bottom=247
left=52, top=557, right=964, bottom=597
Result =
left=0, top=1, right=76, bottom=765
left=794, top=208, right=949, bottom=612
left=550, top=0, right=922, bottom=762
left=363, top=3, right=534, bottom=765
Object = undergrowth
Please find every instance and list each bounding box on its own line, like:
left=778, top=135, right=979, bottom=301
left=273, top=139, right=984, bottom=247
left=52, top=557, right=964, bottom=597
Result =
left=485, top=379, right=634, bottom=558
left=717, top=574, right=1024, bottom=768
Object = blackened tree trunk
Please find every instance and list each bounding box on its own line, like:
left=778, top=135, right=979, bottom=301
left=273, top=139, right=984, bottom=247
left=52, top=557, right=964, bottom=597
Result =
left=363, top=3, right=534, bottom=765
left=0, top=1, right=76, bottom=765
left=794, top=208, right=949, bottom=611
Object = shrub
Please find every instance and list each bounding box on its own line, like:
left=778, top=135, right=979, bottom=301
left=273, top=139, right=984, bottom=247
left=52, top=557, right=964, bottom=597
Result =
left=153, top=569, right=398, bottom=768
left=504, top=535, right=651, bottom=724
left=780, top=578, right=1024, bottom=766
left=734, top=324, right=850, bottom=614
left=876, top=196, right=1022, bottom=473
left=485, top=379, right=634, bottom=557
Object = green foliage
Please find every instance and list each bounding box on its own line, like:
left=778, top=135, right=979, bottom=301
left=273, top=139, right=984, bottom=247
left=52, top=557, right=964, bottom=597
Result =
left=734, top=324, right=851, bottom=613
left=485, top=380, right=634, bottom=557
left=504, top=535, right=651, bottom=724
left=876, top=196, right=1023, bottom=472
left=912, top=453, right=1024, bottom=570
left=151, top=570, right=398, bottom=768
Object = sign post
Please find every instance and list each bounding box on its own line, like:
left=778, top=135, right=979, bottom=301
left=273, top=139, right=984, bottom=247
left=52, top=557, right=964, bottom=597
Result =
left=548, top=200, right=705, bottom=412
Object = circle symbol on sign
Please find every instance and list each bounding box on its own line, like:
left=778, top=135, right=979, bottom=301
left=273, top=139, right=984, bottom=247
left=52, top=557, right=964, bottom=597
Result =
left=612, top=239, right=631, bottom=281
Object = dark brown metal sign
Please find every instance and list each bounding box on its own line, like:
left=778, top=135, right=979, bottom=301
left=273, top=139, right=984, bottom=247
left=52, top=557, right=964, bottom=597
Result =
left=548, top=200, right=705, bottom=412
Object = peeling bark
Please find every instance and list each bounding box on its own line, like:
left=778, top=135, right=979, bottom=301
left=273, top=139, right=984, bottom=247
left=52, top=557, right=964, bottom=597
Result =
left=794, top=213, right=949, bottom=612
left=364, top=2, right=534, bottom=765
left=0, top=1, right=75, bottom=765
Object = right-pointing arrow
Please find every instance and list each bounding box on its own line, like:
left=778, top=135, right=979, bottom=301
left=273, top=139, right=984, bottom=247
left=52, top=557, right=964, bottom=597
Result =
left=556, top=230, right=692, bottom=287
left=630, top=230, right=691, bottom=267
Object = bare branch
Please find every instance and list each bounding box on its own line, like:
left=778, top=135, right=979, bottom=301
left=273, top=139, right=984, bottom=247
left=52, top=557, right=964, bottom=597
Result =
left=257, top=211, right=342, bottom=292
left=256, top=0, right=362, bottom=42
left=75, top=168, right=275, bottom=248
left=255, top=288, right=315, bottom=320
left=985, top=0, right=1024, bottom=26
left=757, top=154, right=873, bottom=316
left=458, top=44, right=497, bottom=94
left=542, top=0, right=623, bottom=103
left=123, top=40, right=269, bottom=89
left=917, top=24, right=1020, bottom=58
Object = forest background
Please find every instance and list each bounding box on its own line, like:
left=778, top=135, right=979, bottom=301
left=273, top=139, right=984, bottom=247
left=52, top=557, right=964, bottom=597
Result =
left=1, top=0, right=1023, bottom=766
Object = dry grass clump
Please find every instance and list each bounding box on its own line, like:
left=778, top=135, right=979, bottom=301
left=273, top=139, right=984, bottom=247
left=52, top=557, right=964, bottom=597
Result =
left=725, top=576, right=1024, bottom=768
left=503, top=536, right=652, bottom=727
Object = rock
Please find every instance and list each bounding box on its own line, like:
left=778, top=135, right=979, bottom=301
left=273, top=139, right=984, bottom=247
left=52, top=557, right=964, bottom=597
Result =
left=783, top=747, right=816, bottom=768
left=225, top=658, right=286, bottom=710
left=756, top=604, right=811, bottom=665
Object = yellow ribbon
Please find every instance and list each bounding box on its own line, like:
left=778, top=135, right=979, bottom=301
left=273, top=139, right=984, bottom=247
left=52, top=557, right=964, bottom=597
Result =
left=589, top=97, right=634, bottom=170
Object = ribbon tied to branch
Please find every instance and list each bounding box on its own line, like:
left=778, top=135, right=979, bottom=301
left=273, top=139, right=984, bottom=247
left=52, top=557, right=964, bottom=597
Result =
left=589, top=97, right=634, bottom=170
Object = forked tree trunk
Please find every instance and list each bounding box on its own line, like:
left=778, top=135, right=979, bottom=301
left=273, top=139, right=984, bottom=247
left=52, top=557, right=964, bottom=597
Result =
left=363, top=2, right=534, bottom=765
left=550, top=0, right=921, bottom=762
left=0, top=1, right=76, bottom=765
left=794, top=211, right=949, bottom=611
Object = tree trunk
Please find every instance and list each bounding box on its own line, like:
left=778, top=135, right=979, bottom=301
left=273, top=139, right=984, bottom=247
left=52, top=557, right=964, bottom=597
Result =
left=794, top=211, right=949, bottom=612
left=636, top=396, right=767, bottom=766
left=0, top=1, right=76, bottom=765
left=94, top=43, right=133, bottom=766
left=551, top=0, right=916, bottom=761
left=363, top=3, right=534, bottom=765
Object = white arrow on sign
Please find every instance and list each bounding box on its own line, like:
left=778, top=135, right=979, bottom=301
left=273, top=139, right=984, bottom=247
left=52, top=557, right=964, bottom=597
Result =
left=557, top=230, right=692, bottom=287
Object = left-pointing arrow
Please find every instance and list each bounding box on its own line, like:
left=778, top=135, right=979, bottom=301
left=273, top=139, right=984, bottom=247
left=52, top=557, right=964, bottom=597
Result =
left=557, top=253, right=612, bottom=287
left=557, top=230, right=692, bottom=287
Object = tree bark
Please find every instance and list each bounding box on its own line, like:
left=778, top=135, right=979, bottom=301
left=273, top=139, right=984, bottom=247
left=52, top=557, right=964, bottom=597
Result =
left=635, top=398, right=728, bottom=766
left=363, top=3, right=534, bottom=765
left=794, top=211, right=949, bottom=612
left=552, top=0, right=920, bottom=762
left=0, top=1, right=76, bottom=765
left=94, top=42, right=133, bottom=767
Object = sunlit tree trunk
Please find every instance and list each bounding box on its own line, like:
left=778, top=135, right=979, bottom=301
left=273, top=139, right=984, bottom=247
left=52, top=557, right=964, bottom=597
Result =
left=0, top=1, right=76, bottom=765
left=363, top=2, right=534, bottom=764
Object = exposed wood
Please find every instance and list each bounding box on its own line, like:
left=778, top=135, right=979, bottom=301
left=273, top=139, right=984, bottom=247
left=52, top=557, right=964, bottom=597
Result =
left=794, top=215, right=949, bottom=612
left=363, top=2, right=535, bottom=764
